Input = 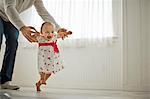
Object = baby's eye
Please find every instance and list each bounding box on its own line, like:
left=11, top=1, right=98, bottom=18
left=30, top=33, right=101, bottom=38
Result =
left=52, top=31, right=54, bottom=33
left=46, top=31, right=50, bottom=33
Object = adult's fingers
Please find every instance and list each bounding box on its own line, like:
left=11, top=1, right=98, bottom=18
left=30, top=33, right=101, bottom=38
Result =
left=23, top=33, right=32, bottom=42
left=25, top=32, right=36, bottom=42
left=29, top=35, right=38, bottom=42
left=28, top=26, right=39, bottom=33
left=62, top=37, right=64, bottom=40
left=59, top=31, right=65, bottom=40
left=61, top=28, right=67, bottom=31
left=58, top=28, right=67, bottom=32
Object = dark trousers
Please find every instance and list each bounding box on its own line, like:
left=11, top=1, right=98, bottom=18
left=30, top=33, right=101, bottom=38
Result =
left=0, top=17, right=19, bottom=84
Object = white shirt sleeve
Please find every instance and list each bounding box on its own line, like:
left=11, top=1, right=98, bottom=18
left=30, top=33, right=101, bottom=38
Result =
left=34, top=0, right=61, bottom=31
left=3, top=0, right=25, bottom=30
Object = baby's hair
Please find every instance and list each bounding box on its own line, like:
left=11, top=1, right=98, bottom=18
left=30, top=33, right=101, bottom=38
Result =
left=40, top=22, right=53, bottom=33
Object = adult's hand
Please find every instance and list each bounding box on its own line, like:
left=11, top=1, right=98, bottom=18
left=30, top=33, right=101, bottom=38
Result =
left=20, top=26, right=38, bottom=42
left=57, top=28, right=68, bottom=40
left=58, top=28, right=67, bottom=33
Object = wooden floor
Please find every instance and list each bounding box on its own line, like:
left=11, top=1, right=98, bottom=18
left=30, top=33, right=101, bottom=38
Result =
left=0, top=87, right=149, bottom=99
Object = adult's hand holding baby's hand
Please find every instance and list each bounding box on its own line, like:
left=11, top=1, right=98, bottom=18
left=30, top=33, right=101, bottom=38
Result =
left=58, top=28, right=72, bottom=40
left=20, top=26, right=38, bottom=42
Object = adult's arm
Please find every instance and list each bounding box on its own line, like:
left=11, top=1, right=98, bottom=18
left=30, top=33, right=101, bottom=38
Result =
left=3, top=0, right=25, bottom=30
left=34, top=0, right=61, bottom=31
left=4, top=0, right=37, bottom=42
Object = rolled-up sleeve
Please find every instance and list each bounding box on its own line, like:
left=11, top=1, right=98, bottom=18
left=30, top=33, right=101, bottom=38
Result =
left=3, top=0, right=25, bottom=30
left=34, top=0, right=60, bottom=31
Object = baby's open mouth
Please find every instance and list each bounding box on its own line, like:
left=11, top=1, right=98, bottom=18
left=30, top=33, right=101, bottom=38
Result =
left=47, top=36, right=52, bottom=39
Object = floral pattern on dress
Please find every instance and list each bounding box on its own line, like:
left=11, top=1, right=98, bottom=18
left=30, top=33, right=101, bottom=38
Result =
left=37, top=33, right=64, bottom=74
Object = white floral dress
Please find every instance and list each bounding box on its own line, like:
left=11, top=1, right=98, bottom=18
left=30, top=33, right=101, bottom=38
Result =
left=37, top=33, right=64, bottom=74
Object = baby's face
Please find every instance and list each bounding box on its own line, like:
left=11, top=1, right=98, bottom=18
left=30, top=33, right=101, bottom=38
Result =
left=41, top=23, right=54, bottom=37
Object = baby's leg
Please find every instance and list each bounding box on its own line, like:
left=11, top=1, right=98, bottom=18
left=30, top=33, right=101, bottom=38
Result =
left=38, top=73, right=51, bottom=84
left=36, top=72, right=45, bottom=91
left=45, top=73, right=51, bottom=81
left=36, top=82, right=41, bottom=92
left=36, top=73, right=51, bottom=91
left=36, top=74, right=42, bottom=91
left=42, top=73, right=51, bottom=84
left=40, top=72, right=46, bottom=84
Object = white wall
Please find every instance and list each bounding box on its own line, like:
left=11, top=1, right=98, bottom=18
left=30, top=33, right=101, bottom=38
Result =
left=122, top=0, right=149, bottom=91
left=148, top=0, right=150, bottom=91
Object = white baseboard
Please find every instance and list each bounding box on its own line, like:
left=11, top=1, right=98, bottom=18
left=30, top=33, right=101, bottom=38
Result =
left=123, top=84, right=150, bottom=92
